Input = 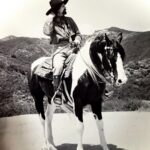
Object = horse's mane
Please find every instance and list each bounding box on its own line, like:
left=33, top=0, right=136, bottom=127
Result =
left=78, top=37, right=107, bottom=84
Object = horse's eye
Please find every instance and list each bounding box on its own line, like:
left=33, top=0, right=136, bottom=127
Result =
left=109, top=49, right=114, bottom=55
left=104, top=46, right=108, bottom=50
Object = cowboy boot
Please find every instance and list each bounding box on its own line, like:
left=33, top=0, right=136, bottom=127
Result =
left=53, top=75, right=62, bottom=105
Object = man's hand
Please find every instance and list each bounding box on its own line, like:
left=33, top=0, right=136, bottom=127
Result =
left=72, top=47, right=80, bottom=54
left=70, top=41, right=79, bottom=48
left=70, top=41, right=80, bottom=54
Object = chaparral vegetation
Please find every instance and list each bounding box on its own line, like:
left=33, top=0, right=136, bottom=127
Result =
left=0, top=27, right=150, bottom=117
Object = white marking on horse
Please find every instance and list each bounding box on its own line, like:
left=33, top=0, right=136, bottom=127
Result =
left=31, top=57, right=48, bottom=72
left=71, top=41, right=92, bottom=96
left=76, top=119, right=84, bottom=150
left=116, top=53, right=127, bottom=85
left=95, top=118, right=109, bottom=150
left=43, top=104, right=56, bottom=150
left=71, top=40, right=107, bottom=96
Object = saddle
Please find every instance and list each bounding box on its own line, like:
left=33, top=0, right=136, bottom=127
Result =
left=34, top=54, right=76, bottom=112
left=34, top=53, right=77, bottom=80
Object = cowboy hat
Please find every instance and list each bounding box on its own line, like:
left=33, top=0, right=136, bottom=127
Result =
left=46, top=0, right=69, bottom=15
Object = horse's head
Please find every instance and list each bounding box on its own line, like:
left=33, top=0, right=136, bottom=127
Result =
left=90, top=32, right=127, bottom=86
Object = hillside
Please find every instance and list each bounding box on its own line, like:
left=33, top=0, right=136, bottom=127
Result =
left=0, top=37, right=52, bottom=117
left=93, top=27, right=150, bottom=63
left=103, top=58, right=150, bottom=111
left=0, top=27, right=150, bottom=117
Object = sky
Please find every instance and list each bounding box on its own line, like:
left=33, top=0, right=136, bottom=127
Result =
left=0, top=0, right=150, bottom=38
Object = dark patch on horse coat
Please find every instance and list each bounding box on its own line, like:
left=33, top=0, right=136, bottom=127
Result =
left=73, top=71, right=105, bottom=121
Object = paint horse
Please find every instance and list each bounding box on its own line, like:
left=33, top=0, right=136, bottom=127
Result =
left=28, top=33, right=127, bottom=150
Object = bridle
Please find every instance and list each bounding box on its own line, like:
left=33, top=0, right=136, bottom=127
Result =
left=99, top=43, right=119, bottom=84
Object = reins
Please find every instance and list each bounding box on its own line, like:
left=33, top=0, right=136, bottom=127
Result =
left=78, top=40, right=117, bottom=86
left=78, top=50, right=108, bottom=84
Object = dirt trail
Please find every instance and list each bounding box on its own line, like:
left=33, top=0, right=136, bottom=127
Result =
left=0, top=112, right=150, bottom=150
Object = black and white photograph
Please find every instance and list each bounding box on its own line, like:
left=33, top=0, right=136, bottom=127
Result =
left=0, top=0, right=150, bottom=150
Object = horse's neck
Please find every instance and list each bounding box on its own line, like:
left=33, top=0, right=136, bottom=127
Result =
left=72, top=51, right=88, bottom=81
left=72, top=40, right=106, bottom=86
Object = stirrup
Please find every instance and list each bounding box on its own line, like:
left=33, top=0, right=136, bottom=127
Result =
left=105, top=91, right=114, bottom=98
left=52, top=90, right=62, bottom=106
left=63, top=103, right=74, bottom=113
left=53, top=97, right=62, bottom=105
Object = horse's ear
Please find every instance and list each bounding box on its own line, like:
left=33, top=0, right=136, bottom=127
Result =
left=117, top=32, right=123, bottom=43
left=95, top=33, right=104, bottom=41
left=104, top=33, right=110, bottom=45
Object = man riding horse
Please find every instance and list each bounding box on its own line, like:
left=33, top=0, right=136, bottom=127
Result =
left=43, top=0, right=82, bottom=105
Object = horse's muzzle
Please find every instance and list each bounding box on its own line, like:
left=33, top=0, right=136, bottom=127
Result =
left=115, top=76, right=128, bottom=87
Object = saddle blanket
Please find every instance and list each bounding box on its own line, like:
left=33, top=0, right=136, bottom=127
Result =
left=34, top=57, right=53, bottom=80
left=34, top=54, right=77, bottom=80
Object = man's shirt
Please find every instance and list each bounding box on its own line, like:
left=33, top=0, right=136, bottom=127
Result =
left=43, top=15, right=82, bottom=44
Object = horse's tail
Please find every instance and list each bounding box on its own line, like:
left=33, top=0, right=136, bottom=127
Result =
left=28, top=65, right=45, bottom=120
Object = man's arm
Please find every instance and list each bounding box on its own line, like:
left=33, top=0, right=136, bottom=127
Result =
left=69, top=17, right=82, bottom=45
left=43, top=15, right=55, bottom=36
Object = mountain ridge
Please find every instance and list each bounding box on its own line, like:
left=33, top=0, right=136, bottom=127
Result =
left=0, top=27, right=150, bottom=117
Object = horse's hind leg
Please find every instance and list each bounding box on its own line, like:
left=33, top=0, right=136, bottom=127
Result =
left=44, top=102, right=57, bottom=150
left=31, top=94, right=48, bottom=150
left=29, top=79, right=56, bottom=149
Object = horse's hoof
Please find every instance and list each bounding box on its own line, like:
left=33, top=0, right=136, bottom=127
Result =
left=102, top=146, right=109, bottom=150
left=41, top=145, right=47, bottom=150
left=77, top=145, right=84, bottom=150
left=47, top=144, right=57, bottom=150
left=41, top=144, right=57, bottom=150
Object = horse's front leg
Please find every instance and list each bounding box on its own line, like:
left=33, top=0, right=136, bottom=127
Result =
left=92, top=102, right=109, bottom=150
left=43, top=103, right=57, bottom=150
left=95, top=116, right=109, bottom=150
left=76, top=120, right=84, bottom=150
left=75, top=104, right=84, bottom=150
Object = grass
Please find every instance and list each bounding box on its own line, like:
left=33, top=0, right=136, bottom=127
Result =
left=103, top=98, right=150, bottom=112
left=1, top=95, right=150, bottom=118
